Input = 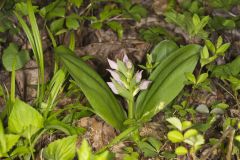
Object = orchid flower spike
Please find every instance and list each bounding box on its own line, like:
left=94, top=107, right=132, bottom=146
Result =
left=139, top=80, right=152, bottom=90
left=123, top=54, right=132, bottom=69
left=107, top=82, right=118, bottom=94
left=107, top=58, right=118, bottom=70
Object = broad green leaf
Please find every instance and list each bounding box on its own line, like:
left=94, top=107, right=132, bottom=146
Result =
left=151, top=40, right=178, bottom=63
left=3, top=134, right=20, bottom=153
left=45, top=118, right=85, bottom=135
left=8, top=99, right=43, bottom=138
left=55, top=46, right=126, bottom=130
left=222, top=19, right=235, bottom=28
left=10, top=146, right=30, bottom=157
left=192, top=14, right=200, bottom=26
left=198, top=16, right=209, bottom=30
left=216, top=43, right=230, bottom=55
left=43, top=136, right=77, bottom=160
left=2, top=43, right=30, bottom=71
left=216, top=36, right=223, bottom=48
left=182, top=121, right=192, bottom=130
left=175, top=146, right=188, bottom=155
left=184, top=129, right=198, bottom=139
left=197, top=73, right=208, bottom=84
left=211, top=56, right=240, bottom=79
left=200, top=46, right=209, bottom=59
left=135, top=45, right=200, bottom=121
left=70, top=0, right=82, bottom=7
left=94, top=151, right=113, bottom=160
left=227, top=76, right=240, bottom=91
left=185, top=72, right=196, bottom=84
left=167, top=130, right=184, bottom=143
left=66, top=17, right=79, bottom=30
left=124, top=4, right=147, bottom=21
left=40, top=0, right=66, bottom=20
left=77, top=139, right=92, bottom=160
left=166, top=117, right=182, bottom=131
left=91, top=22, right=103, bottom=30
left=107, top=21, right=123, bottom=39
left=205, top=40, right=215, bottom=53
left=139, top=27, right=173, bottom=43
left=99, top=6, right=120, bottom=21
left=137, top=141, right=158, bottom=157
left=184, top=134, right=204, bottom=147
left=147, top=137, right=162, bottom=152
left=50, top=18, right=65, bottom=33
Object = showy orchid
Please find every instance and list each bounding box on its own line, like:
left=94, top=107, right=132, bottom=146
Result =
left=106, top=54, right=151, bottom=119
left=107, top=54, right=151, bottom=97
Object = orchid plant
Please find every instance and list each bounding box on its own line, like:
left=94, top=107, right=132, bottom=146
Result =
left=55, top=40, right=201, bottom=150
left=107, top=55, right=151, bottom=119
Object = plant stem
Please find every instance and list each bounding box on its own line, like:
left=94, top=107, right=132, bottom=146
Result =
left=200, top=127, right=233, bottom=160
left=28, top=138, right=35, bottom=160
left=128, top=96, right=134, bottom=119
left=10, top=69, right=15, bottom=103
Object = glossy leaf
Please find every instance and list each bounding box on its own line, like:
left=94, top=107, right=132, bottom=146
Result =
left=182, top=121, right=192, bottom=130
left=175, top=146, right=188, bottom=155
left=55, top=46, right=126, bottom=130
left=2, top=43, right=30, bottom=71
left=70, top=0, right=82, bottom=7
left=77, top=139, right=92, bottom=160
left=8, top=99, right=43, bottom=138
left=184, top=129, right=198, bottom=139
left=43, top=136, right=77, bottom=160
left=167, top=130, right=184, bottom=143
left=166, top=117, right=182, bottom=131
left=135, top=44, right=200, bottom=121
left=151, top=40, right=178, bottom=63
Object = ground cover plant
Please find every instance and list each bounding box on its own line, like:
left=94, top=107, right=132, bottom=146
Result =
left=0, top=0, right=240, bottom=159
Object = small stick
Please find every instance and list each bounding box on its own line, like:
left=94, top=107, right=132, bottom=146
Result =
left=200, top=127, right=233, bottom=160
left=226, top=129, right=235, bottom=160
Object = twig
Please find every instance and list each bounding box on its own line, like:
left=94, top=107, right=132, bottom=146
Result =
left=226, top=129, right=235, bottom=160
left=200, top=127, right=233, bottom=160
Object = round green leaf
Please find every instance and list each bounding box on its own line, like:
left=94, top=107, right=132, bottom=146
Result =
left=175, top=146, right=188, bottom=155
left=166, top=117, right=182, bottom=131
left=167, top=130, right=184, bottom=143
left=184, top=129, right=198, bottom=139
left=2, top=43, right=30, bottom=71
left=43, top=136, right=77, bottom=160
left=182, top=121, right=192, bottom=130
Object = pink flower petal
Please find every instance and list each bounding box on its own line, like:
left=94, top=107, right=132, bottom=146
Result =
left=123, top=54, right=132, bottom=69
left=139, top=80, right=152, bottom=90
left=107, top=58, right=118, bottom=70
left=107, top=82, right=118, bottom=94
left=106, top=69, right=122, bottom=83
left=135, top=70, right=143, bottom=83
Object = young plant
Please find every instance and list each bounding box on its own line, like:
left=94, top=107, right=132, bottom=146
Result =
left=166, top=117, right=205, bottom=158
left=165, top=11, right=209, bottom=40
left=200, top=36, right=230, bottom=67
